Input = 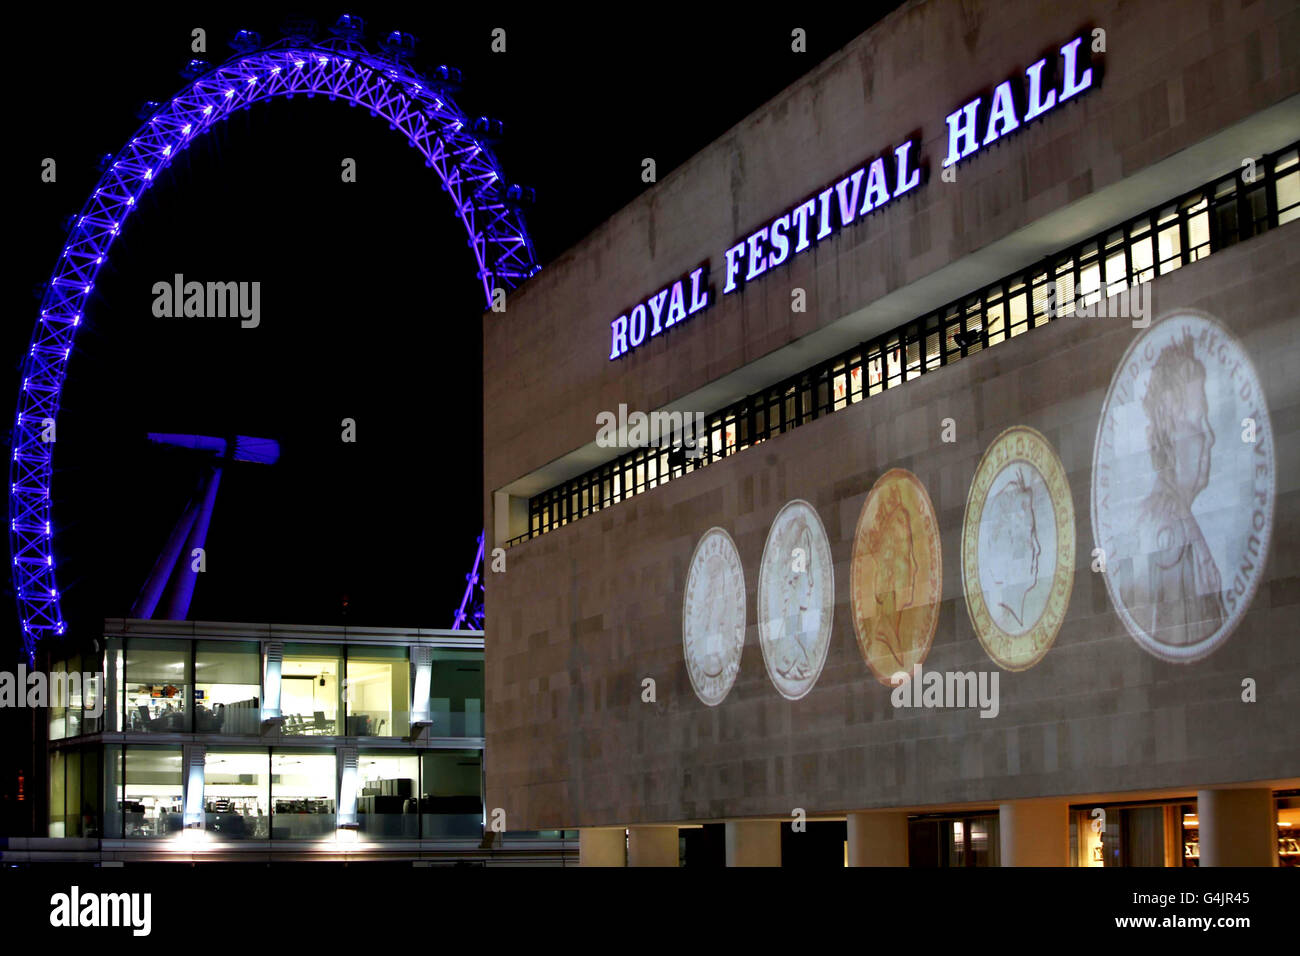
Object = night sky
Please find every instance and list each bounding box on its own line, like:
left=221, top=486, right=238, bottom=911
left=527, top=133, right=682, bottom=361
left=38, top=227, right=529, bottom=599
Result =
left=2, top=3, right=900, bottom=807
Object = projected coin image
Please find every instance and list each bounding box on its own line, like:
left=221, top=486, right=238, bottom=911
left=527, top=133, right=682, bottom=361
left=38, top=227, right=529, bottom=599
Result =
left=1092, top=310, right=1274, bottom=662
left=963, top=426, right=1075, bottom=671
left=851, top=469, right=942, bottom=685
left=757, top=499, right=835, bottom=700
left=682, top=527, right=747, bottom=706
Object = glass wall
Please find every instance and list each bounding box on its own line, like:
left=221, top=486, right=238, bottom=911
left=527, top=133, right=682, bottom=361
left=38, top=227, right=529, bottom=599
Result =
left=49, top=747, right=96, bottom=838
left=430, top=649, right=484, bottom=737
left=356, top=752, right=419, bottom=839
left=271, top=751, right=335, bottom=838
left=49, top=661, right=67, bottom=742
left=103, top=745, right=123, bottom=839
left=82, top=664, right=103, bottom=735
left=46, top=656, right=103, bottom=739
left=124, top=639, right=191, bottom=733
left=346, top=646, right=409, bottom=737
left=195, top=641, right=261, bottom=735
left=204, top=750, right=270, bottom=839
left=281, top=644, right=342, bottom=736
left=1071, top=803, right=1179, bottom=866
left=65, top=654, right=83, bottom=739
left=908, top=813, right=1000, bottom=866
left=420, top=750, right=482, bottom=838
left=49, top=750, right=65, bottom=836
left=123, top=746, right=183, bottom=838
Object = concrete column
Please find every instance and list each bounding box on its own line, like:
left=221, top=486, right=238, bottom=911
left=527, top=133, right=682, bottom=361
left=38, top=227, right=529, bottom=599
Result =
left=1198, top=788, right=1277, bottom=867
left=628, top=826, right=679, bottom=867
left=726, top=820, right=781, bottom=867
left=999, top=799, right=1068, bottom=866
left=847, top=811, right=909, bottom=866
left=579, top=827, right=626, bottom=866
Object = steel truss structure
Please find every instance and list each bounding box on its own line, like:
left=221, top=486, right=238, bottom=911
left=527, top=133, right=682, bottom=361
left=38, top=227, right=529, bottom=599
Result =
left=451, top=530, right=486, bottom=631
left=11, top=19, right=536, bottom=658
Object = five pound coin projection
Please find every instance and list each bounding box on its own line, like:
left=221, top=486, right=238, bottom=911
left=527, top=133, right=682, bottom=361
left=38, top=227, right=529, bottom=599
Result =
left=683, top=527, right=747, bottom=705
left=757, top=499, right=835, bottom=700
left=1091, top=310, right=1274, bottom=663
left=851, top=468, right=942, bottom=684
left=963, top=425, right=1075, bottom=671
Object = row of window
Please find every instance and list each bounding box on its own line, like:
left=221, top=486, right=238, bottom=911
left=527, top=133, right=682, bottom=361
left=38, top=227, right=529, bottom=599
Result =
left=50, top=745, right=493, bottom=841
left=50, top=638, right=484, bottom=741
left=909, top=796, right=1300, bottom=867
left=514, top=142, right=1300, bottom=544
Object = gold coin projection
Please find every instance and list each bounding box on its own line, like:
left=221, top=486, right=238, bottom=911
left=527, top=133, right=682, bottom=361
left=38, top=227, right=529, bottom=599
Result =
left=962, top=425, right=1075, bottom=671
left=682, top=527, right=748, bottom=706
left=850, top=468, right=942, bottom=685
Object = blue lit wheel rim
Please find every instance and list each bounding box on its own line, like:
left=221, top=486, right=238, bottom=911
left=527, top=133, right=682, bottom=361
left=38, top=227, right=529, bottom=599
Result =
left=10, top=30, right=537, bottom=658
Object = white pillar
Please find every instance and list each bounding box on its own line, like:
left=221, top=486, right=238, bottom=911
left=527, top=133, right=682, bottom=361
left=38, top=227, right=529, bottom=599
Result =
left=336, top=748, right=358, bottom=830
left=847, top=811, right=909, bottom=866
left=628, top=826, right=679, bottom=867
left=1198, top=788, right=1277, bottom=867
left=182, top=745, right=206, bottom=830
left=999, top=799, right=1068, bottom=866
left=579, top=827, right=626, bottom=866
left=726, top=820, right=781, bottom=867
left=261, top=642, right=283, bottom=725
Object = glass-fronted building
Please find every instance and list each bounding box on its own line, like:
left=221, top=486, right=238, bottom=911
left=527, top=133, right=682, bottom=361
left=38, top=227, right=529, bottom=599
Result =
left=45, top=619, right=575, bottom=863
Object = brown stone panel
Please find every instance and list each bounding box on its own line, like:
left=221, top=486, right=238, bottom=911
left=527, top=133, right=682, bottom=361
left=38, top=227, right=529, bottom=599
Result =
left=487, top=222, right=1300, bottom=829
left=484, top=0, right=1300, bottom=515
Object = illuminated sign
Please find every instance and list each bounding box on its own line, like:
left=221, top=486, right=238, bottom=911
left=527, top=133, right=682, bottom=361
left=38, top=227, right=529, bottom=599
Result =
left=608, top=32, right=1096, bottom=361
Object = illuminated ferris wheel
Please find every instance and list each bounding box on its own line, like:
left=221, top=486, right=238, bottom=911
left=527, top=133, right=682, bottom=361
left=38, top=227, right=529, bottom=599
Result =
left=10, top=14, right=534, bottom=657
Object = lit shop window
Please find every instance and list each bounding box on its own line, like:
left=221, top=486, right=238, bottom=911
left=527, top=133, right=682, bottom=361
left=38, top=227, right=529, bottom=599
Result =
left=356, top=752, right=420, bottom=839
left=281, top=643, right=342, bottom=736
left=906, top=814, right=1000, bottom=867
left=124, top=639, right=190, bottom=734
left=1278, top=796, right=1300, bottom=867
left=204, top=750, right=269, bottom=839
left=345, top=645, right=409, bottom=737
left=49, top=659, right=67, bottom=741
left=49, top=747, right=98, bottom=838
left=271, top=751, right=336, bottom=838
left=421, top=750, right=483, bottom=839
left=430, top=648, right=484, bottom=737
left=1070, top=804, right=1178, bottom=867
left=194, top=641, right=260, bottom=735
left=123, top=746, right=183, bottom=839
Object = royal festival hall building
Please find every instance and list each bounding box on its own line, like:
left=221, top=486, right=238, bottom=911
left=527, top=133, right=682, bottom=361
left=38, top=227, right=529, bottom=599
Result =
left=483, top=0, right=1300, bottom=865
left=25, top=619, right=575, bottom=864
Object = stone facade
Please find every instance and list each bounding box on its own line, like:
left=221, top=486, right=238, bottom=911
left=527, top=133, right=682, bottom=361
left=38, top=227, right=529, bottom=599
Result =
left=483, top=0, right=1300, bottom=829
